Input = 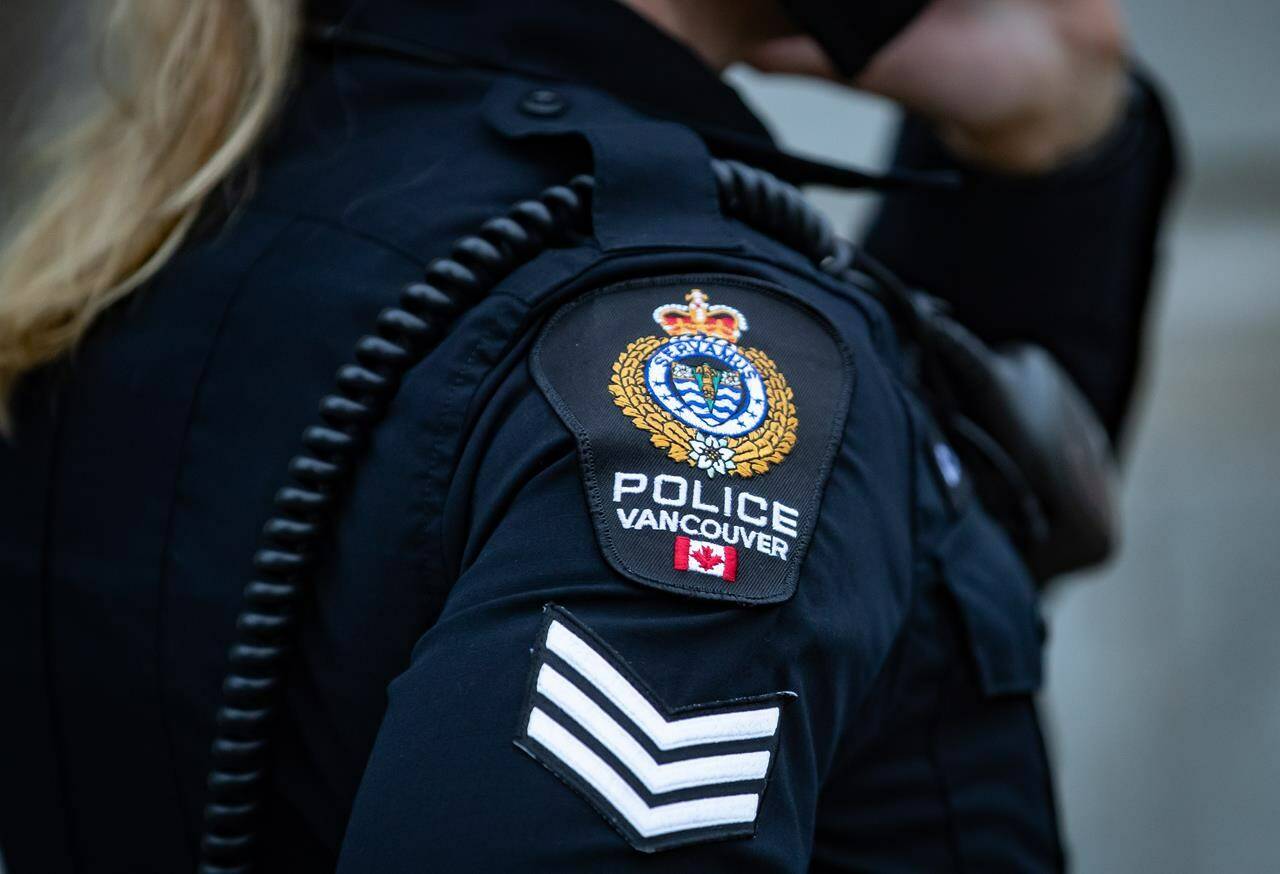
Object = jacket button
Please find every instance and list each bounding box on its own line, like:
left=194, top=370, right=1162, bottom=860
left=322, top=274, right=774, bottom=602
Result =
left=520, top=89, right=568, bottom=118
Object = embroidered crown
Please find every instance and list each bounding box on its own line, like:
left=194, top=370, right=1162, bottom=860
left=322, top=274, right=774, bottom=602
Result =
left=652, top=289, right=748, bottom=343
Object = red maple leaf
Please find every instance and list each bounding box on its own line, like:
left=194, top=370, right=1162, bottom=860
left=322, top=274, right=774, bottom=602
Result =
left=691, top=546, right=723, bottom=571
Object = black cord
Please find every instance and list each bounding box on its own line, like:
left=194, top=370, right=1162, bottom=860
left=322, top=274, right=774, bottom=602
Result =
left=196, top=160, right=913, bottom=872
left=197, top=175, right=596, bottom=873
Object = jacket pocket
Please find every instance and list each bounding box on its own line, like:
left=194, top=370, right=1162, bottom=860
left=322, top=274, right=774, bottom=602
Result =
left=928, top=507, right=1063, bottom=870
left=937, top=507, right=1044, bottom=696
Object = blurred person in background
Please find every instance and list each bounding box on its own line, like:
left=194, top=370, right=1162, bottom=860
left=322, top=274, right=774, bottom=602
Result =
left=0, top=0, right=1175, bottom=871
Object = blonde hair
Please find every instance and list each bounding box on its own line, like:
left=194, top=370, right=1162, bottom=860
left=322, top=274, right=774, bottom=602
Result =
left=0, top=0, right=300, bottom=429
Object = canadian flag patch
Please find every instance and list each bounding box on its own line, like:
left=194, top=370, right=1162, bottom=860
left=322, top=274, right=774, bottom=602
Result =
left=673, top=536, right=737, bottom=582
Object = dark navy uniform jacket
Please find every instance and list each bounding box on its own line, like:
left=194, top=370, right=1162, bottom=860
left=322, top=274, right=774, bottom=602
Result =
left=0, top=1, right=1176, bottom=871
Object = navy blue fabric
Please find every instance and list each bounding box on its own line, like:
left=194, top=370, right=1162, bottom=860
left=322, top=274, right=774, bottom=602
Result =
left=0, top=1, right=1173, bottom=870
left=482, top=79, right=741, bottom=253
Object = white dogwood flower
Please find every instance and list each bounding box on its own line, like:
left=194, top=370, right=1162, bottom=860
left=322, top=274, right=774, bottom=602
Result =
left=689, top=433, right=735, bottom=477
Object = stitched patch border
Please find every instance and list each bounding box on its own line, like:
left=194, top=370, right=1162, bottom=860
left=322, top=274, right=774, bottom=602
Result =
left=530, top=273, right=855, bottom=605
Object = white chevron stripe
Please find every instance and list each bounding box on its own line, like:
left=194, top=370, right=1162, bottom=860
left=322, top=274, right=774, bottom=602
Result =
left=546, top=620, right=780, bottom=750
left=536, top=664, right=771, bottom=793
left=526, top=708, right=760, bottom=838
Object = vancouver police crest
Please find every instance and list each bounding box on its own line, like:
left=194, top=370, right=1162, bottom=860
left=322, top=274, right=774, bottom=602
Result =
left=608, top=289, right=798, bottom=478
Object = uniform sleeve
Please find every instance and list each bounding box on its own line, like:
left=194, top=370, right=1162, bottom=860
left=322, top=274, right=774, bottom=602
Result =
left=334, top=348, right=866, bottom=871
left=862, top=68, right=1179, bottom=443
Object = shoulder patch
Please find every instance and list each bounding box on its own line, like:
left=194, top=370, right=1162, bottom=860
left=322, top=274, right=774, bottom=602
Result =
left=531, top=274, right=853, bottom=604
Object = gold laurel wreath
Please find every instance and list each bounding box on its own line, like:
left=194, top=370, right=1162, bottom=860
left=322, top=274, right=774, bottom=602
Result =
left=608, top=336, right=798, bottom=477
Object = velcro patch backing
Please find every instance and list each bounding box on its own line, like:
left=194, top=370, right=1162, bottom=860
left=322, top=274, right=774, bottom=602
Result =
left=531, top=274, right=853, bottom=604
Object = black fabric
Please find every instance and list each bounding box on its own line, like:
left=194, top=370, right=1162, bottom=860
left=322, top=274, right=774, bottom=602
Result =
left=864, top=70, right=1180, bottom=444
left=811, top=577, right=1061, bottom=873
left=939, top=504, right=1043, bottom=696
left=481, top=78, right=742, bottom=253
left=308, top=0, right=773, bottom=142
left=533, top=274, right=852, bottom=604
left=0, top=371, right=79, bottom=873
left=779, top=0, right=932, bottom=77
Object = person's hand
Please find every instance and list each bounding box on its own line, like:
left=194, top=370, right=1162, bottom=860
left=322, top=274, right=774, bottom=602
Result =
left=748, top=0, right=1129, bottom=174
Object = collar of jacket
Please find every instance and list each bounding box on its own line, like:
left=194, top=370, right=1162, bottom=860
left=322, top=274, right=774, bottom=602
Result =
left=307, top=0, right=773, bottom=141
left=306, top=0, right=961, bottom=192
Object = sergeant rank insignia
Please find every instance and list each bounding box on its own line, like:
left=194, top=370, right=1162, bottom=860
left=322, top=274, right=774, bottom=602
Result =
left=608, top=289, right=798, bottom=478
left=531, top=275, right=852, bottom=605
left=514, top=605, right=794, bottom=852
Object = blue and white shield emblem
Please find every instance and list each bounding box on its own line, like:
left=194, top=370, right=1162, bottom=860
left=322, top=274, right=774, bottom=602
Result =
left=609, top=287, right=798, bottom=480
left=645, top=335, right=768, bottom=438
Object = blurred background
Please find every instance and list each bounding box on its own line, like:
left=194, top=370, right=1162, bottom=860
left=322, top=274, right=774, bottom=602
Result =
left=728, top=2, right=1280, bottom=869
left=2, top=1, right=1276, bottom=871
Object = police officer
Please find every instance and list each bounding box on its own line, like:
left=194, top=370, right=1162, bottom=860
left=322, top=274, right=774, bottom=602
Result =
left=0, top=0, right=1175, bottom=871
